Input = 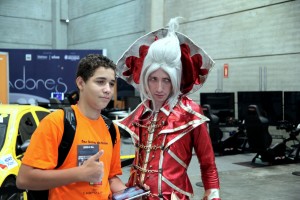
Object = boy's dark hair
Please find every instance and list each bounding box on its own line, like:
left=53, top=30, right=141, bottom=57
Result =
left=76, top=54, right=116, bottom=82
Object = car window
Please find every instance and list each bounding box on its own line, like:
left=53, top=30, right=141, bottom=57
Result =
left=36, top=110, right=50, bottom=122
left=0, top=114, right=9, bottom=152
left=19, top=112, right=37, bottom=142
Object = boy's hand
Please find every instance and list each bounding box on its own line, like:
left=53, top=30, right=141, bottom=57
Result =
left=80, top=150, right=104, bottom=183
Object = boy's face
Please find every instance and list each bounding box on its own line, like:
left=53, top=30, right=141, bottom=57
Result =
left=78, top=66, right=115, bottom=111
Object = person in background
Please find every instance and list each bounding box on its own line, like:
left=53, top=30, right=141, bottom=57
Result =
left=17, top=54, right=127, bottom=199
left=115, top=18, right=221, bottom=200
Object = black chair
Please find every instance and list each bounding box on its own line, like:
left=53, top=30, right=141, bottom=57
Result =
left=202, top=104, right=223, bottom=153
left=244, top=104, right=272, bottom=163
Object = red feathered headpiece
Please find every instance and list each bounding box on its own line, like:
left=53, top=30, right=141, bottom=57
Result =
left=116, top=28, right=214, bottom=95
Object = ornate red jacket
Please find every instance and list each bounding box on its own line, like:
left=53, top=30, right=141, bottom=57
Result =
left=115, top=96, right=220, bottom=199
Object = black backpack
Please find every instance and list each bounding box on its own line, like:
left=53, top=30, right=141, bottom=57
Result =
left=26, top=107, right=116, bottom=200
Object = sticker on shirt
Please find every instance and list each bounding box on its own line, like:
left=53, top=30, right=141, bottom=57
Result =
left=77, top=144, right=102, bottom=185
left=77, top=144, right=99, bottom=166
left=0, top=154, right=18, bottom=170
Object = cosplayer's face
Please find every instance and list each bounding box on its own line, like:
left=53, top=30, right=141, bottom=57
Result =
left=77, top=66, right=115, bottom=111
left=148, top=68, right=172, bottom=109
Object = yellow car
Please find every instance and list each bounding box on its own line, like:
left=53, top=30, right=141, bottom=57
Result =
left=0, top=104, right=50, bottom=200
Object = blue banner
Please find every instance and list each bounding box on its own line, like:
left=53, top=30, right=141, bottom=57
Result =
left=0, top=49, right=103, bottom=103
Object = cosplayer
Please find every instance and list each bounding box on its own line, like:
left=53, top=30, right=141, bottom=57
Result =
left=115, top=18, right=221, bottom=200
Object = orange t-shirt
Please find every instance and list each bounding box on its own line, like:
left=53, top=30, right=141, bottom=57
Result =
left=21, top=105, right=122, bottom=200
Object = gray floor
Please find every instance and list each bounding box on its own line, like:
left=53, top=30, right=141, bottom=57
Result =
left=119, top=127, right=300, bottom=200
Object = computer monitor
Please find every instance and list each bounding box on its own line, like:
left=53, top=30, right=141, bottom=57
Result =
left=51, top=92, right=64, bottom=101
left=237, top=91, right=283, bottom=125
left=117, top=78, right=135, bottom=99
left=200, top=92, right=235, bottom=124
left=284, top=91, right=300, bottom=125
left=125, top=96, right=141, bottom=111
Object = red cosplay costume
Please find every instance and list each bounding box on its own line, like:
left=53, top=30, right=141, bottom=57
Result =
left=116, top=97, right=220, bottom=199
left=115, top=18, right=221, bottom=199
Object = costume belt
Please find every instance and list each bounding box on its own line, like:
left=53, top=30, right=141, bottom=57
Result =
left=133, top=164, right=159, bottom=173
left=136, top=143, right=164, bottom=151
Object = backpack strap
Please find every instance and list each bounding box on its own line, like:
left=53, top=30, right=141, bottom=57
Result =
left=57, top=108, right=116, bottom=169
left=56, top=107, right=76, bottom=168
left=101, top=114, right=117, bottom=146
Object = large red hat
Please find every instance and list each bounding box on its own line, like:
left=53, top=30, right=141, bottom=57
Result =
left=116, top=28, right=214, bottom=95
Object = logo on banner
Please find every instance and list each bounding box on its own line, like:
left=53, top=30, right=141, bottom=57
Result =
left=9, top=66, right=68, bottom=92
left=25, top=54, right=32, bottom=61
left=37, top=55, right=48, bottom=60
left=49, top=55, right=60, bottom=60
left=64, top=55, right=80, bottom=61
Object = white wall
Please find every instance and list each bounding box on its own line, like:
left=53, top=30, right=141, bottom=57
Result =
left=0, top=0, right=299, bottom=104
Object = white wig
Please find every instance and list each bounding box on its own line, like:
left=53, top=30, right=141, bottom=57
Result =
left=139, top=18, right=183, bottom=111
